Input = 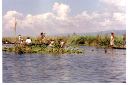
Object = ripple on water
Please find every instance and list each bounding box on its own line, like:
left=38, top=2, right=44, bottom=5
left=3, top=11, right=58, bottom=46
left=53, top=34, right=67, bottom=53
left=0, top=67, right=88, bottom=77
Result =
left=2, top=46, right=126, bottom=83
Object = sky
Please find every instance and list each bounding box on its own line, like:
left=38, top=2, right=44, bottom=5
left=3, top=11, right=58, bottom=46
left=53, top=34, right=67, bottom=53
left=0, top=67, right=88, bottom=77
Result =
left=2, top=0, right=126, bottom=36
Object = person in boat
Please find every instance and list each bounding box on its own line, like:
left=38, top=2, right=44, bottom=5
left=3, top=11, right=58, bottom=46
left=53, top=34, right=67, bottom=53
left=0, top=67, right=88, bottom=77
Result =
left=25, top=37, right=32, bottom=45
left=123, top=34, right=126, bottom=48
left=110, top=32, right=115, bottom=47
left=38, top=32, right=46, bottom=44
left=18, top=35, right=22, bottom=44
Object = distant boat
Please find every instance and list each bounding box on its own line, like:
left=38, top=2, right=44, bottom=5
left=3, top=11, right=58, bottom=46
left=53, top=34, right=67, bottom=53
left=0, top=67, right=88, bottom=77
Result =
left=112, top=46, right=126, bottom=49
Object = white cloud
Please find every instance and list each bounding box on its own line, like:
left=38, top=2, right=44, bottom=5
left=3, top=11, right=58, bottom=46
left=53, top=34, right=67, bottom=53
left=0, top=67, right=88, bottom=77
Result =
left=99, top=0, right=125, bottom=11
left=53, top=2, right=70, bottom=20
left=98, top=0, right=125, bottom=30
left=100, top=0, right=125, bottom=7
left=113, top=12, right=125, bottom=22
left=3, top=11, right=23, bottom=28
left=3, top=11, right=23, bottom=19
left=100, top=19, right=111, bottom=27
left=3, top=2, right=125, bottom=37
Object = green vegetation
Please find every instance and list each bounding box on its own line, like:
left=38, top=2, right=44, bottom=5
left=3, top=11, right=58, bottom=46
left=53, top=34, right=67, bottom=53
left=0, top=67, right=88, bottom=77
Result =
left=2, top=34, right=124, bottom=54
left=66, top=34, right=124, bottom=47
left=3, top=44, right=83, bottom=54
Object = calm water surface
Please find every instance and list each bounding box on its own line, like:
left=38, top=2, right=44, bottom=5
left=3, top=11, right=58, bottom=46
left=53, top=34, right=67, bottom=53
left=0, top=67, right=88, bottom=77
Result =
left=3, top=46, right=126, bottom=83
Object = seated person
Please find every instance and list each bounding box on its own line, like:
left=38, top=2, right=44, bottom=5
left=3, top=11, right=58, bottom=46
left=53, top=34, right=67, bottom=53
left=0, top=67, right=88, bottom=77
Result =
left=60, top=41, right=65, bottom=48
left=25, top=37, right=32, bottom=45
left=49, top=40, right=55, bottom=47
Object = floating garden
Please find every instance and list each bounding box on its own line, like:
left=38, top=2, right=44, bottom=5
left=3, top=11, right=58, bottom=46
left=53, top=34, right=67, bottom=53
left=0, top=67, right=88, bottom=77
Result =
left=2, top=34, right=125, bottom=54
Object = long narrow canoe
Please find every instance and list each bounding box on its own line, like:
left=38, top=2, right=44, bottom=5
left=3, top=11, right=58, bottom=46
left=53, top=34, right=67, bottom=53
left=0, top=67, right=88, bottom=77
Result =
left=112, top=47, right=126, bottom=49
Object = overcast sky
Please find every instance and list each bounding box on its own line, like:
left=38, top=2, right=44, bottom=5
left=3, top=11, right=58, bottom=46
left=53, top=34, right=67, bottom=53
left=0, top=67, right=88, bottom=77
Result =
left=2, top=0, right=125, bottom=37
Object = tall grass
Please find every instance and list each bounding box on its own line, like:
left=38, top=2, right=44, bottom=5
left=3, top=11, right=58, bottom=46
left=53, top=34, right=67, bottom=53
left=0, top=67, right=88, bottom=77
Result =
left=3, top=34, right=125, bottom=54
left=2, top=34, right=124, bottom=47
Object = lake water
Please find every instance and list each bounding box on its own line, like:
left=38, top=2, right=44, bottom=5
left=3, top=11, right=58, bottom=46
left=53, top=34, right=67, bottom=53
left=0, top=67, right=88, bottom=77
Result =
left=3, top=46, right=126, bottom=83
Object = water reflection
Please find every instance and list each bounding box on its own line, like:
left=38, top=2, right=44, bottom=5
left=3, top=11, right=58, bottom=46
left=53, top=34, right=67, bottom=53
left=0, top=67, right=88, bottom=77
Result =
left=3, top=46, right=126, bottom=83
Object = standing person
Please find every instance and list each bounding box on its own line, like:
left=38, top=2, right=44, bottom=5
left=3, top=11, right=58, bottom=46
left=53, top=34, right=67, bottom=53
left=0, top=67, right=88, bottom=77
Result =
left=25, top=37, right=32, bottom=45
left=18, top=35, right=22, bottom=44
left=123, top=34, right=126, bottom=48
left=110, top=32, right=115, bottom=47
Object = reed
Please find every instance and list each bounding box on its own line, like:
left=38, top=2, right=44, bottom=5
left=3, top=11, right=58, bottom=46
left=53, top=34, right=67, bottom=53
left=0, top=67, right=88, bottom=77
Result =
left=2, top=34, right=125, bottom=54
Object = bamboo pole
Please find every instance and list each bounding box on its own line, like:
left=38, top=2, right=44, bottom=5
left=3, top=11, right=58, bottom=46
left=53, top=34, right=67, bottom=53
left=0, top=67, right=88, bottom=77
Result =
left=13, top=17, right=17, bottom=46
left=14, top=18, right=17, bottom=37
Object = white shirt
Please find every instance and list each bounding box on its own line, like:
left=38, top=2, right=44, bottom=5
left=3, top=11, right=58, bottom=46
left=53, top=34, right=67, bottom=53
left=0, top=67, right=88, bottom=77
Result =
left=26, top=39, right=32, bottom=44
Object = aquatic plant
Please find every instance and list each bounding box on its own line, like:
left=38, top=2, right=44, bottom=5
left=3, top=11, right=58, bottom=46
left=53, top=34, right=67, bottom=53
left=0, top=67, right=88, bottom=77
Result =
left=3, top=34, right=125, bottom=48
left=3, top=43, right=83, bottom=54
left=98, top=35, right=110, bottom=47
left=114, top=36, right=123, bottom=47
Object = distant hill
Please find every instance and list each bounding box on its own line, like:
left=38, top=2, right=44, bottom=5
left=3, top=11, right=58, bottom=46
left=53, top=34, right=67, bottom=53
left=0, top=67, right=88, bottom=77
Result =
left=76, top=30, right=126, bottom=36
left=49, top=30, right=126, bottom=36
left=90, top=30, right=125, bottom=35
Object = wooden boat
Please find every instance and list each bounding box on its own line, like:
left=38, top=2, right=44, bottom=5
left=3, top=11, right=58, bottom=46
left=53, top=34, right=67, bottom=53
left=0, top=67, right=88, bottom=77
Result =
left=112, top=46, right=126, bottom=49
